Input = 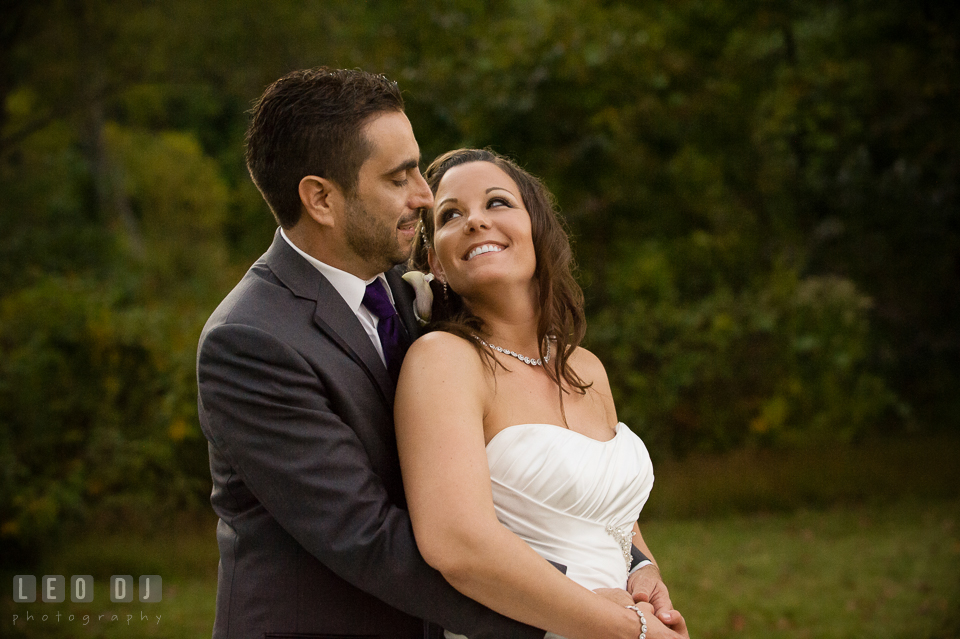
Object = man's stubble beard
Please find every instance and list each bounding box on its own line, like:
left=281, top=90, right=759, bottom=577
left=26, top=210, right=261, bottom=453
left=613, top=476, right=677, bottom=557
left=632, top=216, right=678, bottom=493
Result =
left=343, top=197, right=409, bottom=273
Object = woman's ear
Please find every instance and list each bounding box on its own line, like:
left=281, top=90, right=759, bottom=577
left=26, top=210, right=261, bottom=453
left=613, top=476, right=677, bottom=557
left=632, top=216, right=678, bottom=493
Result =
left=299, top=175, right=343, bottom=228
left=426, top=247, right=445, bottom=283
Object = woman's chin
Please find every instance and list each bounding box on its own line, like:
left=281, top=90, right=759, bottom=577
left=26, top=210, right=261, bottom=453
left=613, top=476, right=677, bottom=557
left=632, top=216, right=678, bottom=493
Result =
left=457, top=272, right=536, bottom=302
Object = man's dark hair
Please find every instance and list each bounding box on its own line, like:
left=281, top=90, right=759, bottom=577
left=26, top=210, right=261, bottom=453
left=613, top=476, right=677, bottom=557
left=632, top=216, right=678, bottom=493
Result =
left=245, top=67, right=404, bottom=228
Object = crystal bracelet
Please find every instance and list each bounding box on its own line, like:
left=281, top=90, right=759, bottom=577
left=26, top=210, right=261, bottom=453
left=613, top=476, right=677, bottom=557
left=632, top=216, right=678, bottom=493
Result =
left=626, top=605, right=647, bottom=639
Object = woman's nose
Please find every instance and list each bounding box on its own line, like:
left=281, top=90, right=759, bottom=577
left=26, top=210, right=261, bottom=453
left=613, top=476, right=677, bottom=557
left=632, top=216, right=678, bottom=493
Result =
left=464, top=206, right=490, bottom=231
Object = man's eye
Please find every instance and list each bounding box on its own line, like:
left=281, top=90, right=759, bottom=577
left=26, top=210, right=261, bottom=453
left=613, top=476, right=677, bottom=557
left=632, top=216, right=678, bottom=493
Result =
left=393, top=179, right=409, bottom=187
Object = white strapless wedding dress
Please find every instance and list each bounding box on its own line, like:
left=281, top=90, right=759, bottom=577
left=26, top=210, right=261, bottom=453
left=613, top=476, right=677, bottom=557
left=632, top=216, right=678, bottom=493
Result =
left=445, top=422, right=654, bottom=639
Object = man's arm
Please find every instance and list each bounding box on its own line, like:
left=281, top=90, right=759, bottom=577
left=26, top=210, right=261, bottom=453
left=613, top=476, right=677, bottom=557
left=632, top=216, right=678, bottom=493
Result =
left=198, top=322, right=544, bottom=639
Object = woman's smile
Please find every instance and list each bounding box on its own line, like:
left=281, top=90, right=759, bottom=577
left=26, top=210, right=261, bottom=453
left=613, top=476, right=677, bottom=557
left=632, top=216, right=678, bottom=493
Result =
left=464, top=243, right=506, bottom=261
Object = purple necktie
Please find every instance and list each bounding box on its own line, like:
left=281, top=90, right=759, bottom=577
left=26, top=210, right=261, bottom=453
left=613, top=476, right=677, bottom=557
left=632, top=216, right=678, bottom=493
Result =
left=362, top=279, right=407, bottom=382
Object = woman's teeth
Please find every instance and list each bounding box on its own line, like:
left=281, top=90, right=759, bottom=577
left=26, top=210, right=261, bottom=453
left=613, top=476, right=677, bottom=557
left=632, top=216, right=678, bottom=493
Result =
left=466, top=244, right=504, bottom=260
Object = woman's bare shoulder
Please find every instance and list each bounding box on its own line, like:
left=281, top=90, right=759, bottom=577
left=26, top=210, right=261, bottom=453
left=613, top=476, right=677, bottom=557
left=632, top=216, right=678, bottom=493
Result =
left=396, top=331, right=490, bottom=430
left=401, top=330, right=486, bottom=380
left=569, top=345, right=611, bottom=388
left=407, top=330, right=478, bottom=359
left=569, top=346, right=618, bottom=424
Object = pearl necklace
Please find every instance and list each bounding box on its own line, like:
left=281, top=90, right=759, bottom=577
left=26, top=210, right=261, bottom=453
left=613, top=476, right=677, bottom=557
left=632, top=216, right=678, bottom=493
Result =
left=474, top=336, right=551, bottom=366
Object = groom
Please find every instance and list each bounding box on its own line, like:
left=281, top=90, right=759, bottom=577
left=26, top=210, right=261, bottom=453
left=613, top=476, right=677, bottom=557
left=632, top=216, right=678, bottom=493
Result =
left=197, top=67, right=668, bottom=639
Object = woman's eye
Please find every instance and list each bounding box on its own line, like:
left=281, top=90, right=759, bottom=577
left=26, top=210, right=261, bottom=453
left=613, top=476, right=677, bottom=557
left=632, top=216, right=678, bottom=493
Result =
left=488, top=197, right=510, bottom=208
left=440, top=209, right=462, bottom=223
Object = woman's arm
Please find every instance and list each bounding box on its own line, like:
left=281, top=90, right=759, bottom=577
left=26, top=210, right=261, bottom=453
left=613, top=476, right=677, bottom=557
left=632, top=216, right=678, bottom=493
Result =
left=395, top=333, right=642, bottom=639
left=578, top=348, right=681, bottom=629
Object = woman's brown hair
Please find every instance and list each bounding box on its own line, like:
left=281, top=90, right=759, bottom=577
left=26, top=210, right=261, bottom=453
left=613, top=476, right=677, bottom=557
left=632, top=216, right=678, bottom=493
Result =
left=409, top=148, right=590, bottom=396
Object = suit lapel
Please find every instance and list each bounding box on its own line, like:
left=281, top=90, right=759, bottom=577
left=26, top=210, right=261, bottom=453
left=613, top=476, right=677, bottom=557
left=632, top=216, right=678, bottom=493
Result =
left=312, top=277, right=395, bottom=402
left=264, top=231, right=394, bottom=406
left=386, top=266, right=423, bottom=343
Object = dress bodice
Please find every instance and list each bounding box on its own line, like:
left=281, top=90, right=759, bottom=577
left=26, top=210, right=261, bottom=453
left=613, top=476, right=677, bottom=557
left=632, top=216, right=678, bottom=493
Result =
left=444, top=422, right=654, bottom=639
left=486, top=422, right=654, bottom=591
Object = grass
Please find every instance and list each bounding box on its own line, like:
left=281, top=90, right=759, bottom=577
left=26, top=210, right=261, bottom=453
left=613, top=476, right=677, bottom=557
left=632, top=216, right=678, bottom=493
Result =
left=5, top=515, right=219, bottom=638
left=644, top=498, right=960, bottom=638
left=6, top=434, right=959, bottom=638
left=644, top=433, right=960, bottom=518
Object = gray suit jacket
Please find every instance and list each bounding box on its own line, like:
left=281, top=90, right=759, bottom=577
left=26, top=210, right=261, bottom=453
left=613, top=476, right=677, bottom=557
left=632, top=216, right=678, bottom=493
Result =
left=197, top=231, right=543, bottom=639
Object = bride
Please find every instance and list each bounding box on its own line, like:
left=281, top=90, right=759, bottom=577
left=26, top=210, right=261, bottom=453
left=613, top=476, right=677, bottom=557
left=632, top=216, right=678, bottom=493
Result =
left=395, top=149, right=689, bottom=639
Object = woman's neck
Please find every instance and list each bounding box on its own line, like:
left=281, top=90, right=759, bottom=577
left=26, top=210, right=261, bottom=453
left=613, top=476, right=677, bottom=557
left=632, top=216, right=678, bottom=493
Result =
left=466, top=282, right=541, bottom=353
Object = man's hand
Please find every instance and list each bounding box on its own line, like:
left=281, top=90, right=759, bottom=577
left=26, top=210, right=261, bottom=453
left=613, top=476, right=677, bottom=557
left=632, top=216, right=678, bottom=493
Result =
left=627, top=564, right=676, bottom=625
left=632, top=602, right=689, bottom=639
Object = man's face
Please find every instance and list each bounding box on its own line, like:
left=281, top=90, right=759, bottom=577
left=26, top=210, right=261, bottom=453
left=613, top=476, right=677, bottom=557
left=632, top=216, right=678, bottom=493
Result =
left=342, top=111, right=433, bottom=277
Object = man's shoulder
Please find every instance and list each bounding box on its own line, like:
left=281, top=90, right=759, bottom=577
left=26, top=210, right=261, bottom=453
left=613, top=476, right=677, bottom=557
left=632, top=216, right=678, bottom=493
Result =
left=203, top=229, right=327, bottom=324
left=199, top=258, right=307, bottom=346
left=205, top=261, right=271, bottom=319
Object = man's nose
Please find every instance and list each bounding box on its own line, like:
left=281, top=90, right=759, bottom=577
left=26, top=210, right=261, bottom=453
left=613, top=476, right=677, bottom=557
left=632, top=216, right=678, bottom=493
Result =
left=411, top=170, right=433, bottom=209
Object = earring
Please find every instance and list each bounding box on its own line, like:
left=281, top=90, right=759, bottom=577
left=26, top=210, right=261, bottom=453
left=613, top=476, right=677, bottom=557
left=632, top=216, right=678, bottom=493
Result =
left=442, top=279, right=448, bottom=302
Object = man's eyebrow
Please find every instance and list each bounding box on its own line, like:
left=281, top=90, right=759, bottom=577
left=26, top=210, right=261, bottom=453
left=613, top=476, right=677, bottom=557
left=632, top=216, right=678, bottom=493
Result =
left=385, top=158, right=420, bottom=175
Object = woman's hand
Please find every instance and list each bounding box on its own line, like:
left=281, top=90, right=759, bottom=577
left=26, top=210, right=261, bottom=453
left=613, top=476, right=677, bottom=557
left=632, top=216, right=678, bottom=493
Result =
left=631, top=602, right=689, bottom=639
left=593, top=588, right=635, bottom=607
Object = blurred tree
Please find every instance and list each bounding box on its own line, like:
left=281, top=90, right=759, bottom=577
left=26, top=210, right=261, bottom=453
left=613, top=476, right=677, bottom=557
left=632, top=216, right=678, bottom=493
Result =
left=1, top=0, right=957, bottom=555
left=386, top=0, right=957, bottom=449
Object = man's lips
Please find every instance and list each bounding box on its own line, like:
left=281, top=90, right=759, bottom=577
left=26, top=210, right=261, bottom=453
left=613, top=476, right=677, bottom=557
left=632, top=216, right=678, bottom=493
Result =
left=396, top=215, right=418, bottom=234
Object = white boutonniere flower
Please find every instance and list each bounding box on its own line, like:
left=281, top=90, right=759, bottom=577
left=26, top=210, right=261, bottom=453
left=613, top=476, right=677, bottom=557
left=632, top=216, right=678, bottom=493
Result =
left=402, top=271, right=435, bottom=325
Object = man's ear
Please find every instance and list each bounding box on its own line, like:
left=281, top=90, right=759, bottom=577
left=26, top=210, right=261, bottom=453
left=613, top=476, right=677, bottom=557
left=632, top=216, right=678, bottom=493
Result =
left=299, top=175, right=343, bottom=228
left=427, top=247, right=445, bottom=283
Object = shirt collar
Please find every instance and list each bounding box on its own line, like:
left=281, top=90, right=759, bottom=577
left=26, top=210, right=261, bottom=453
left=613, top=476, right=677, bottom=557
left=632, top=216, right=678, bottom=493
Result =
left=280, top=228, right=393, bottom=311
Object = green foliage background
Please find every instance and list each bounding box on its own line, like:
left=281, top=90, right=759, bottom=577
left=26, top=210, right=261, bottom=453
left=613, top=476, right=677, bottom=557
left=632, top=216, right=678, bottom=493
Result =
left=1, top=0, right=957, bottom=557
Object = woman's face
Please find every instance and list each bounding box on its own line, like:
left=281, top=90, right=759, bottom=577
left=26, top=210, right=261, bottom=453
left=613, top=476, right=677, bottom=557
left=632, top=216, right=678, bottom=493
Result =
left=428, top=161, right=537, bottom=300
